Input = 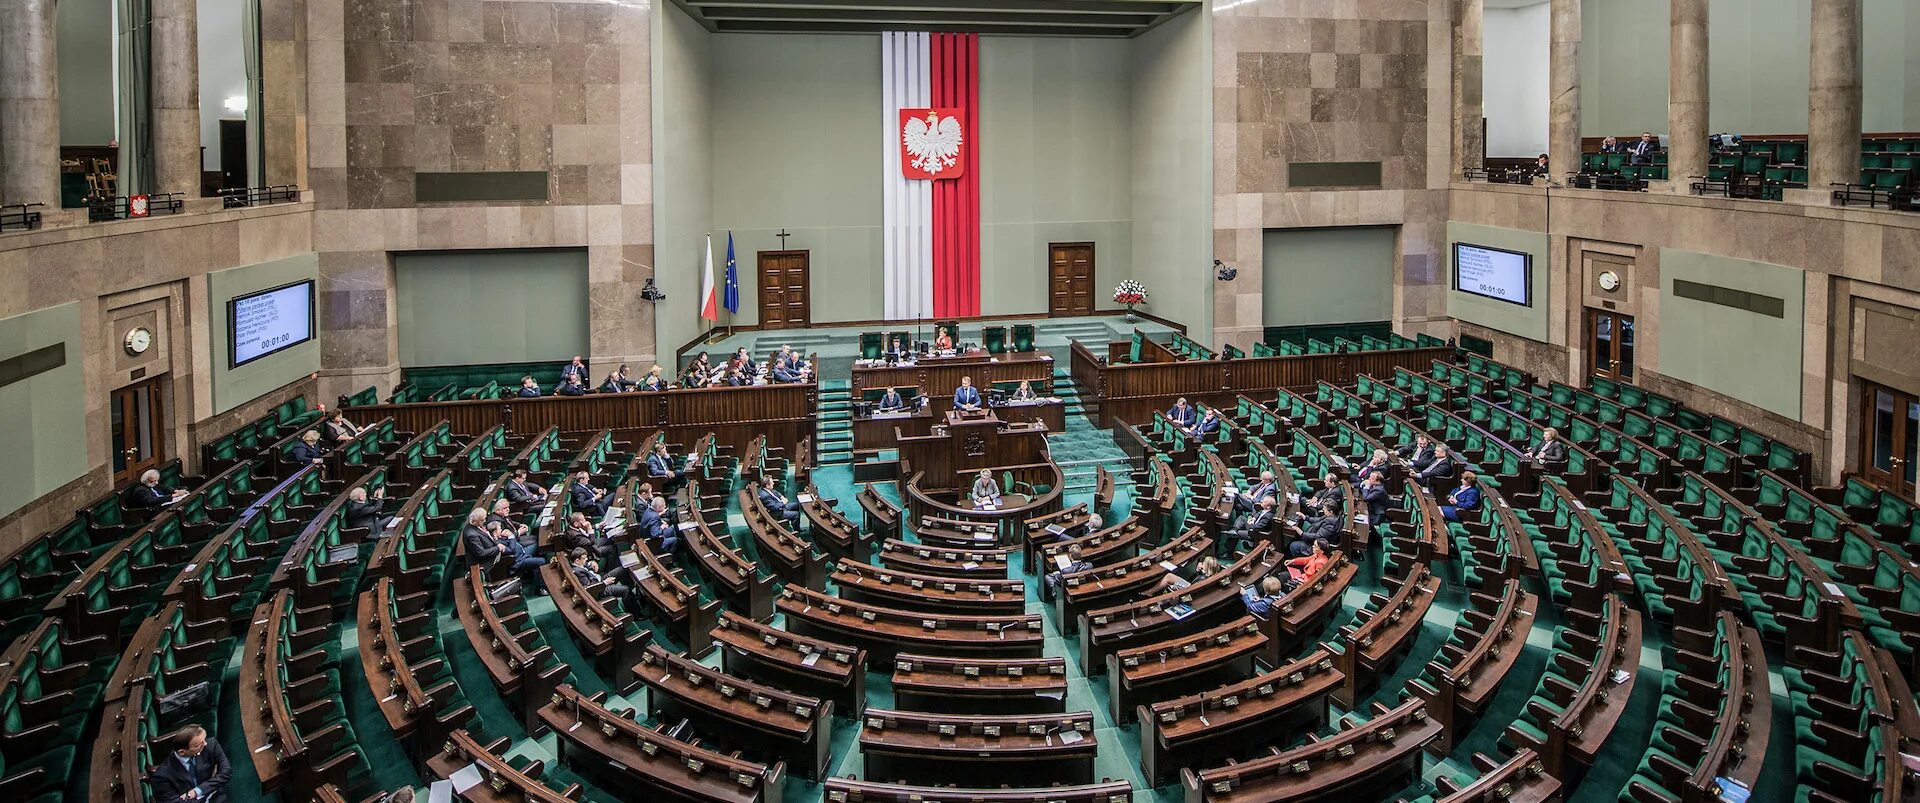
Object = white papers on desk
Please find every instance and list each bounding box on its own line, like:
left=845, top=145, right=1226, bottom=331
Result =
left=800, top=653, right=821, bottom=668
left=976, top=501, right=1000, bottom=511
left=1058, top=729, right=1085, bottom=745
left=619, top=551, right=642, bottom=568
left=797, top=494, right=816, bottom=504
left=1054, top=554, right=1072, bottom=570
left=449, top=763, right=485, bottom=794
left=1288, top=493, right=1301, bottom=505
left=1160, top=560, right=1179, bottom=573
left=428, top=780, right=454, bottom=803
left=677, top=520, right=699, bottom=531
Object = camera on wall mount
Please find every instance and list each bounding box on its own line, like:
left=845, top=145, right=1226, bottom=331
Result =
left=640, top=279, right=668, bottom=303
left=1214, top=260, right=1238, bottom=282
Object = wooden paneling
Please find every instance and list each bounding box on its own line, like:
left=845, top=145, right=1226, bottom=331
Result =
left=851, top=351, right=1054, bottom=398
left=1070, top=342, right=1454, bottom=427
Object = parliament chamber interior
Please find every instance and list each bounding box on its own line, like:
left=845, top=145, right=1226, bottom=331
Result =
left=4, top=0, right=1920, bottom=801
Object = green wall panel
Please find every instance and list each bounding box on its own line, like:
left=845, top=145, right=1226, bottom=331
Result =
left=1263, top=226, right=1397, bottom=327
left=209, top=253, right=322, bottom=415
left=1130, top=7, right=1213, bottom=344
left=1445, top=222, right=1550, bottom=343
left=57, top=0, right=116, bottom=146
left=653, top=2, right=715, bottom=356
left=1657, top=248, right=1805, bottom=419
left=1579, top=0, right=1669, bottom=138
left=0, top=303, right=87, bottom=519
left=394, top=250, right=588, bottom=369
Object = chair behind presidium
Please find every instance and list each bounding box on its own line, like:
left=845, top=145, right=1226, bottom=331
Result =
left=860, top=332, right=884, bottom=360
left=1011, top=323, right=1035, bottom=352
left=982, top=326, right=1007, bottom=354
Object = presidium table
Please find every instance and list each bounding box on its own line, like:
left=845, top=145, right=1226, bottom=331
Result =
left=893, top=407, right=1066, bottom=542
left=850, top=350, right=1065, bottom=453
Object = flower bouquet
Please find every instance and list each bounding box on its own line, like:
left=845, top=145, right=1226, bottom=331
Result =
left=1114, top=280, right=1148, bottom=320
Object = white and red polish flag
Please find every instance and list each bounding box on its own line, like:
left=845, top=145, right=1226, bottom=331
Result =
left=882, top=32, right=980, bottom=320
left=699, top=233, right=718, bottom=322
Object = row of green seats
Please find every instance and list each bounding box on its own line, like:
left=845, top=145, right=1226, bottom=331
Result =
left=79, top=459, right=200, bottom=537
left=1354, top=374, right=1412, bottom=411
left=360, top=575, right=478, bottom=755
left=451, top=426, right=511, bottom=479
left=368, top=470, right=464, bottom=597
left=1443, top=400, right=1566, bottom=480
left=176, top=503, right=292, bottom=624
left=397, top=421, right=458, bottom=473
left=1272, top=388, right=1328, bottom=432
left=252, top=587, right=376, bottom=795
left=1313, top=380, right=1367, bottom=422
left=1168, top=331, right=1213, bottom=360
left=1516, top=479, right=1628, bottom=609
left=1251, top=342, right=1277, bottom=358
left=1620, top=611, right=1767, bottom=803
left=1783, top=631, right=1904, bottom=803
left=0, top=618, right=115, bottom=802
left=1232, top=396, right=1287, bottom=439
left=1429, top=360, right=1507, bottom=402
left=1448, top=487, right=1532, bottom=590
left=1391, top=366, right=1450, bottom=406
left=340, top=418, right=402, bottom=467
left=1598, top=474, right=1733, bottom=622
left=279, top=469, right=389, bottom=612
left=1501, top=592, right=1641, bottom=778
left=341, top=386, right=379, bottom=407
left=200, top=395, right=318, bottom=471
left=1829, top=477, right=1920, bottom=556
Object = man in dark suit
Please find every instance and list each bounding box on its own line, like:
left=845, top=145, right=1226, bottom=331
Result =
left=127, top=468, right=185, bottom=511
left=1528, top=426, right=1569, bottom=468
left=561, top=511, right=616, bottom=562
left=1416, top=445, right=1456, bottom=495
left=1305, top=473, right=1343, bottom=517
left=502, top=469, right=546, bottom=510
left=758, top=475, right=802, bottom=528
left=488, top=498, right=533, bottom=548
left=461, top=510, right=498, bottom=568
left=1288, top=510, right=1344, bottom=558
left=1188, top=408, right=1220, bottom=438
left=1630, top=132, right=1658, bottom=165
left=646, top=442, right=685, bottom=490
left=517, top=376, right=542, bottom=397
left=1044, top=545, right=1094, bottom=597
left=1397, top=434, right=1436, bottom=472
left=1360, top=472, right=1391, bottom=531
left=557, top=376, right=587, bottom=396
left=953, top=376, right=982, bottom=411
left=561, top=356, right=587, bottom=385
left=1220, top=495, right=1277, bottom=557
left=569, top=471, right=608, bottom=518
left=146, top=724, right=232, bottom=803
left=876, top=388, right=908, bottom=413
left=640, top=496, right=680, bottom=553
left=344, top=486, right=388, bottom=535
left=1167, top=398, right=1198, bottom=429
left=1232, top=470, right=1278, bottom=519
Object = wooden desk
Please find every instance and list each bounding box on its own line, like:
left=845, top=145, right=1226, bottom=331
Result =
left=853, top=408, right=935, bottom=452
left=1180, top=698, right=1442, bottom=803
left=711, top=610, right=867, bottom=718
left=822, top=778, right=1134, bottom=803
left=859, top=708, right=1097, bottom=787
left=877, top=538, right=1011, bottom=579
left=1141, top=646, right=1340, bottom=787
left=428, top=730, right=583, bottom=803
left=890, top=654, right=1070, bottom=714
left=851, top=351, right=1055, bottom=401
left=777, top=584, right=1043, bottom=667
left=535, top=686, right=786, bottom=803
left=801, top=485, right=873, bottom=563
left=634, top=642, right=834, bottom=781
left=896, top=409, right=1053, bottom=493
left=1108, top=616, right=1267, bottom=725
left=832, top=558, right=1026, bottom=615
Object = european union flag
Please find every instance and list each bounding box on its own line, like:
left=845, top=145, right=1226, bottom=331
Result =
left=723, top=232, right=740, bottom=314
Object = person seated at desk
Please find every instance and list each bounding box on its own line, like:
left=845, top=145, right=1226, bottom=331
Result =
left=557, top=375, right=587, bottom=396
left=1287, top=509, right=1344, bottom=558
left=1187, top=407, right=1220, bottom=438
left=1630, top=131, right=1659, bottom=165
left=1304, top=473, right=1343, bottom=517
left=724, top=368, right=750, bottom=387
left=637, top=365, right=668, bottom=392
left=681, top=352, right=717, bottom=387
left=1528, top=426, right=1568, bottom=467
left=1232, top=470, right=1278, bottom=521
left=463, top=510, right=548, bottom=585
left=771, top=351, right=809, bottom=383
left=561, top=355, right=588, bottom=385
left=598, top=371, right=626, bottom=394
left=147, top=724, right=232, bottom=803
left=488, top=498, right=534, bottom=548
left=1440, top=471, right=1483, bottom=522
left=1285, top=538, right=1332, bottom=588
left=639, top=496, right=680, bottom=554
left=1354, top=450, right=1392, bottom=485
left=756, top=474, right=803, bottom=527
left=933, top=326, right=955, bottom=352
left=569, top=471, right=609, bottom=518
left=614, top=363, right=637, bottom=390
left=1009, top=380, right=1039, bottom=402
left=323, top=410, right=361, bottom=444
left=561, top=511, right=617, bottom=562
left=568, top=547, right=636, bottom=610
left=502, top=468, right=547, bottom=510
left=1599, top=135, right=1620, bottom=154
left=1220, top=494, right=1277, bottom=557
left=886, top=336, right=910, bottom=362
left=1044, top=545, right=1093, bottom=596
left=953, top=376, right=983, bottom=411
left=1416, top=444, right=1456, bottom=495
left=518, top=376, right=543, bottom=397
left=1360, top=472, right=1390, bottom=531
left=127, top=468, right=188, bottom=511
left=647, top=441, right=689, bottom=489
left=970, top=469, right=1003, bottom=508
left=1398, top=433, right=1437, bottom=472
left=1167, top=397, right=1198, bottom=429
left=730, top=347, right=759, bottom=379
left=876, top=387, right=909, bottom=413
left=289, top=430, right=328, bottom=466
left=345, top=486, right=389, bottom=535
left=1242, top=576, right=1288, bottom=619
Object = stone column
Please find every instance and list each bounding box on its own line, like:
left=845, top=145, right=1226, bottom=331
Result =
left=0, top=0, right=61, bottom=207
left=1807, top=0, right=1862, bottom=193
left=1668, top=0, right=1709, bottom=190
left=150, top=0, right=203, bottom=197
left=1548, top=0, right=1582, bottom=183
left=1452, top=0, right=1485, bottom=177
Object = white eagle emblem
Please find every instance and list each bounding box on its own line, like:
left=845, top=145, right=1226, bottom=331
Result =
left=903, top=110, right=964, bottom=176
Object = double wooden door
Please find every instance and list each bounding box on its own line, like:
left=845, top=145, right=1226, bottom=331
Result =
left=1861, top=381, right=1919, bottom=497
left=110, top=377, right=169, bottom=486
left=758, top=250, right=811, bottom=329
left=1049, top=243, right=1095, bottom=317
left=1587, top=309, right=1636, bottom=383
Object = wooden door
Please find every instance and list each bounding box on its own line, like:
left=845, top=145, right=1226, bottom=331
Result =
left=1586, top=309, right=1636, bottom=383
left=757, top=250, right=811, bottom=329
left=218, top=119, right=249, bottom=193
left=110, top=376, right=170, bottom=486
left=1861, top=381, right=1919, bottom=497
left=1048, top=243, right=1095, bottom=317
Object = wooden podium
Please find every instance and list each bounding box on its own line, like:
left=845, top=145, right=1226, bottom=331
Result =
left=896, top=409, right=1050, bottom=492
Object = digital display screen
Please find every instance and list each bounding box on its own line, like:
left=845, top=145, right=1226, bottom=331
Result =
left=230, top=280, right=314, bottom=367
left=1453, top=243, right=1532, bottom=306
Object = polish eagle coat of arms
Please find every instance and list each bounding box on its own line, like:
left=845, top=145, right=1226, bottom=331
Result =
left=900, top=108, right=966, bottom=180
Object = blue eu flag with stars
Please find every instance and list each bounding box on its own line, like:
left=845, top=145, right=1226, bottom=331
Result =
left=723, top=232, right=740, bottom=314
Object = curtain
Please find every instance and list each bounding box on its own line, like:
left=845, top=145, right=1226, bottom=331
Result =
left=243, top=0, right=262, bottom=187
left=115, top=0, right=153, bottom=195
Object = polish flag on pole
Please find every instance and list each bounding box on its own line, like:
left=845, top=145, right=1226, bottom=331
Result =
left=699, top=233, right=719, bottom=322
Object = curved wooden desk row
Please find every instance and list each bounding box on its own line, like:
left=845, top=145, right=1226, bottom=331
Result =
left=239, top=589, right=361, bottom=798
left=1108, top=616, right=1268, bottom=725
left=891, top=654, right=1070, bottom=714
left=356, top=577, right=475, bottom=755
left=1331, top=559, right=1443, bottom=709
left=535, top=684, right=787, bottom=803
left=834, top=557, right=1026, bottom=615
left=860, top=709, right=1098, bottom=787
left=1417, top=578, right=1540, bottom=756
left=878, top=537, right=1011, bottom=580
left=804, top=484, right=874, bottom=564
left=1057, top=527, right=1213, bottom=633
left=902, top=465, right=1066, bottom=543
left=1079, top=543, right=1282, bottom=675
left=430, top=728, right=593, bottom=803
left=541, top=551, right=652, bottom=685
left=1139, top=646, right=1342, bottom=787
left=777, top=584, right=1044, bottom=668
left=1180, top=697, right=1442, bottom=803
left=857, top=486, right=904, bottom=543
left=452, top=564, right=570, bottom=734
left=1428, top=749, right=1562, bottom=803
left=823, top=777, right=1134, bottom=803
left=635, top=642, right=834, bottom=781
left=1506, top=593, right=1642, bottom=779
left=740, top=488, right=829, bottom=592
left=710, top=610, right=867, bottom=718
left=686, top=478, right=777, bottom=621
left=1037, top=514, right=1154, bottom=582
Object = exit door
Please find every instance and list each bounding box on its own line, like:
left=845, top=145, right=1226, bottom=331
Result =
left=111, top=377, right=170, bottom=486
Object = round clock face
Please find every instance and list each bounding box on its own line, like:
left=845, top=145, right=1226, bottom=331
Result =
left=1597, top=271, right=1621, bottom=292
left=124, top=327, right=154, bottom=355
